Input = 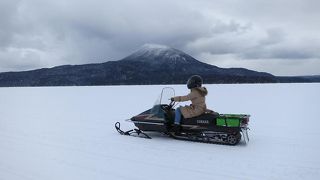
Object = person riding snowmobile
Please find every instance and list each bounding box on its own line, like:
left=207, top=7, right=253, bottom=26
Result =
left=171, top=75, right=208, bottom=128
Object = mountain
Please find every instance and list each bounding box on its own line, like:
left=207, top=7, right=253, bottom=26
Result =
left=122, top=44, right=198, bottom=64
left=276, top=75, right=320, bottom=83
left=0, top=44, right=318, bottom=87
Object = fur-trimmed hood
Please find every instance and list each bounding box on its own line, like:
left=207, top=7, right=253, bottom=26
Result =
left=193, top=87, right=208, bottom=97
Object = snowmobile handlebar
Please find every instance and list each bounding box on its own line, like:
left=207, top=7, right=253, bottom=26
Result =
left=168, top=100, right=175, bottom=109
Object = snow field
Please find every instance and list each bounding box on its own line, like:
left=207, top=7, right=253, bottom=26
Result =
left=0, top=83, right=320, bottom=180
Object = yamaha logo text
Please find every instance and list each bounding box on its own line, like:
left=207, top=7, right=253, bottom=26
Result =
left=197, top=120, right=209, bottom=124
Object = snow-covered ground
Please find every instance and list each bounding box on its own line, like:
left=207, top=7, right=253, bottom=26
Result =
left=1, top=83, right=320, bottom=180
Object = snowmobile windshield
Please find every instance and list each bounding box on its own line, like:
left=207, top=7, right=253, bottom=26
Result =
left=150, top=87, right=175, bottom=115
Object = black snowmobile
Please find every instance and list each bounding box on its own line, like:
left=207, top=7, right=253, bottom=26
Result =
left=115, top=87, right=250, bottom=145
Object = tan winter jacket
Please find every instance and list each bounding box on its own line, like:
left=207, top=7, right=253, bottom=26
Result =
left=173, top=87, right=208, bottom=118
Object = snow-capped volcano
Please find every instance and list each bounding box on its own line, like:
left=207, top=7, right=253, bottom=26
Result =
left=0, top=43, right=291, bottom=87
left=122, top=44, right=199, bottom=64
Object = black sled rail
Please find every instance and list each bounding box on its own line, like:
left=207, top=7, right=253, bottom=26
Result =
left=168, top=131, right=242, bottom=146
left=115, top=122, right=151, bottom=139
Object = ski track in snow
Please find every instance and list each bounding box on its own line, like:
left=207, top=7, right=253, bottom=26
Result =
left=1, top=84, right=320, bottom=180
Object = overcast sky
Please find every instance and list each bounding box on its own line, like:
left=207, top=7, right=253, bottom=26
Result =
left=0, top=0, right=319, bottom=75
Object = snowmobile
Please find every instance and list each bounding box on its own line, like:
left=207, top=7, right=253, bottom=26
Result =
left=115, top=87, right=250, bottom=145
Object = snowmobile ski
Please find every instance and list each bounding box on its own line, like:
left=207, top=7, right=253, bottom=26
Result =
left=115, top=122, right=151, bottom=139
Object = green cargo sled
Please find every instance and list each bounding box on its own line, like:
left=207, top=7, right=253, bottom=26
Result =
left=216, top=114, right=250, bottom=127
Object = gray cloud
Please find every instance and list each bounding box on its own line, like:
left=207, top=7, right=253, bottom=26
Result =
left=0, top=0, right=319, bottom=75
left=0, top=0, right=20, bottom=49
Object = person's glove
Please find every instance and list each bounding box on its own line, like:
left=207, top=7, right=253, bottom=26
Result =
left=170, top=97, right=175, bottom=101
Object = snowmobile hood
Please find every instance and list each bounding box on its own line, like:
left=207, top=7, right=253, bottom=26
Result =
left=194, top=87, right=208, bottom=97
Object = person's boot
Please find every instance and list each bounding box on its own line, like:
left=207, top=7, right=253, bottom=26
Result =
left=171, top=124, right=181, bottom=134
